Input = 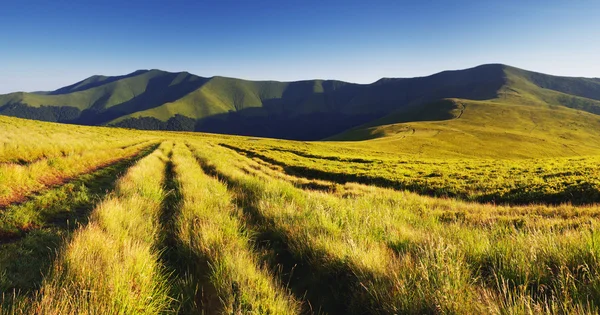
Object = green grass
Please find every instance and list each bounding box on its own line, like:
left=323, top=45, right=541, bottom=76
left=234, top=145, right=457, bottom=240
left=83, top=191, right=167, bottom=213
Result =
left=216, top=139, right=600, bottom=205
left=169, top=143, right=300, bottom=313
left=2, top=101, right=600, bottom=314
left=4, top=63, right=600, bottom=142
left=25, top=142, right=175, bottom=314
left=328, top=98, right=600, bottom=157
left=187, top=139, right=600, bottom=313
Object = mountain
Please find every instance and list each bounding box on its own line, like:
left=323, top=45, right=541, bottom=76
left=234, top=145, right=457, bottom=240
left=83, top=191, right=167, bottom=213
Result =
left=2, top=64, right=600, bottom=142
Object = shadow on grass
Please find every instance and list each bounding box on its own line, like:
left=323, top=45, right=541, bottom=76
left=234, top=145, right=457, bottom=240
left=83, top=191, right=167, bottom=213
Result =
left=220, top=143, right=600, bottom=206
left=158, top=146, right=222, bottom=315
left=0, top=144, right=158, bottom=297
left=190, top=144, right=384, bottom=315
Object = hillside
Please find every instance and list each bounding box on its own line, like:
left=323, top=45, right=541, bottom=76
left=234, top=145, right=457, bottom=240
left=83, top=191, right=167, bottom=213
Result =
left=2, top=64, right=600, bottom=142
left=3, top=115, right=600, bottom=313
left=328, top=98, right=600, bottom=158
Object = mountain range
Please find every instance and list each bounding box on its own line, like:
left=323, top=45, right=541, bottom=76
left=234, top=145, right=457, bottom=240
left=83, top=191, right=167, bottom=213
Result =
left=2, top=64, right=600, bottom=144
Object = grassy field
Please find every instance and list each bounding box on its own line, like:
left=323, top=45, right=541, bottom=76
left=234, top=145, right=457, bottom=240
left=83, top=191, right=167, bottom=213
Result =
left=216, top=96, right=600, bottom=206
left=1, top=115, right=600, bottom=314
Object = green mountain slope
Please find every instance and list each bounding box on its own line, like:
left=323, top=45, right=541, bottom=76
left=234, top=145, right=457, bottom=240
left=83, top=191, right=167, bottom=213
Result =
left=0, top=70, right=208, bottom=125
left=2, top=64, right=600, bottom=142
left=326, top=66, right=600, bottom=158
left=327, top=98, right=600, bottom=158
left=109, top=64, right=507, bottom=139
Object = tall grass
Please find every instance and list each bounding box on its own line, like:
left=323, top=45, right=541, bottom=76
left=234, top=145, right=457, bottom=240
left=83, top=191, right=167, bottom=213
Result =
left=220, top=140, right=600, bottom=205
left=189, top=139, right=600, bottom=314
left=171, top=143, right=300, bottom=313
left=0, top=115, right=156, bottom=164
left=1, top=114, right=600, bottom=314
left=21, top=142, right=175, bottom=314
left=0, top=145, right=157, bottom=297
left=0, top=141, right=156, bottom=207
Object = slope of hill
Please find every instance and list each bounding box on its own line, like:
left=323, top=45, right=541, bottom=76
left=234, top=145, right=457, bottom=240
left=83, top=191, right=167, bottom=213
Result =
left=328, top=98, right=600, bottom=158
left=0, top=70, right=208, bottom=125
left=109, top=64, right=507, bottom=139
left=2, top=64, right=600, bottom=142
left=326, top=66, right=600, bottom=157
left=3, top=114, right=600, bottom=313
left=0, top=64, right=506, bottom=139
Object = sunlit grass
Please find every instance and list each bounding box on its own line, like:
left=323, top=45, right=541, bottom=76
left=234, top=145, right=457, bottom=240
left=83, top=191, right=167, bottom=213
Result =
left=0, top=115, right=157, bottom=164
left=0, top=140, right=156, bottom=207
left=171, top=143, right=300, bottom=313
left=220, top=139, right=600, bottom=205
left=24, top=142, right=175, bottom=314
left=188, top=139, right=600, bottom=313
left=1, top=114, right=600, bottom=314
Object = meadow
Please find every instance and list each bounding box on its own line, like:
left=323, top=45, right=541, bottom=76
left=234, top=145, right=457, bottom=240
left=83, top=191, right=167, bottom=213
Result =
left=1, top=116, right=600, bottom=314
left=218, top=136, right=600, bottom=205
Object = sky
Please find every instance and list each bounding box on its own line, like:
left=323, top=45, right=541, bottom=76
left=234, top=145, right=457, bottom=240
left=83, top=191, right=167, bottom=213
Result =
left=0, top=0, right=599, bottom=93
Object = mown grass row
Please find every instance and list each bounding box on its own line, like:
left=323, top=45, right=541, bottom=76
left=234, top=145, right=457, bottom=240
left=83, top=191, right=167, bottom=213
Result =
left=0, top=140, right=156, bottom=208
left=0, top=144, right=158, bottom=242
left=190, top=139, right=600, bottom=314
left=0, top=115, right=156, bottom=164
left=220, top=141, right=600, bottom=205
left=221, top=142, right=600, bottom=231
left=169, top=143, right=300, bottom=313
left=3, top=142, right=175, bottom=314
left=0, top=144, right=156, bottom=297
left=191, top=141, right=469, bottom=313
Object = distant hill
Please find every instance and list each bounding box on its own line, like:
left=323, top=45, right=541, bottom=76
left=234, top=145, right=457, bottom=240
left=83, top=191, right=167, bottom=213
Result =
left=2, top=64, right=600, bottom=141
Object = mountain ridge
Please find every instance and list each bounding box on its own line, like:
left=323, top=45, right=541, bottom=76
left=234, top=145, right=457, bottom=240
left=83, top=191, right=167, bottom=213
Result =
left=1, top=64, right=600, bottom=141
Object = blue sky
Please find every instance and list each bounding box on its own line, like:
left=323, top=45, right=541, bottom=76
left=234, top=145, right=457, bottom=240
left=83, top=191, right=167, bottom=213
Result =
left=0, top=0, right=599, bottom=93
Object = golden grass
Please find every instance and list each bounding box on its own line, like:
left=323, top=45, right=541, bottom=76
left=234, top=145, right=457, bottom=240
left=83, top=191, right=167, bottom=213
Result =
left=20, top=142, right=175, bottom=314
left=0, top=140, right=156, bottom=208
left=188, top=139, right=600, bottom=314
left=0, top=115, right=157, bottom=164
left=1, top=115, right=600, bottom=314
left=171, top=143, right=300, bottom=313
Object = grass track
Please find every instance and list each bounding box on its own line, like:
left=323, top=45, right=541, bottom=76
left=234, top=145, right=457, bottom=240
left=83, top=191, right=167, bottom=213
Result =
left=188, top=139, right=600, bottom=314
left=0, top=140, right=158, bottom=208
left=172, top=143, right=300, bottom=314
left=2, top=142, right=176, bottom=314
left=0, top=143, right=157, bottom=297
left=0, top=143, right=158, bottom=242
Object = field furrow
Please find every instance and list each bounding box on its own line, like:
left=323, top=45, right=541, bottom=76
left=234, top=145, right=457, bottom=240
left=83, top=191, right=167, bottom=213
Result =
left=190, top=139, right=600, bottom=314
left=169, top=143, right=300, bottom=314
left=0, top=141, right=158, bottom=208
left=220, top=142, right=600, bottom=205
left=7, top=142, right=176, bottom=314
left=0, top=144, right=156, bottom=296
